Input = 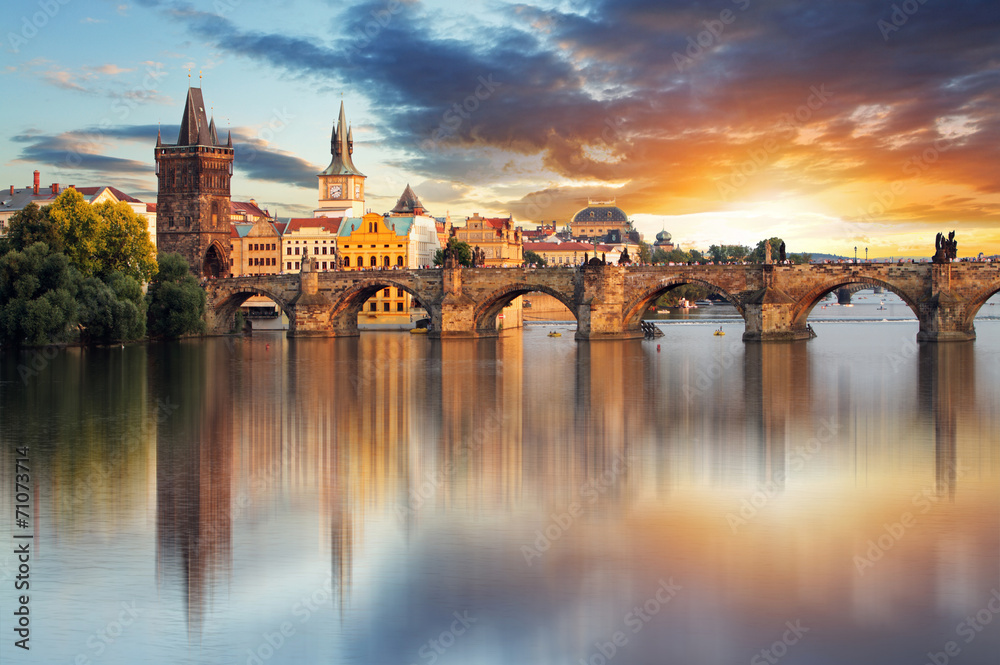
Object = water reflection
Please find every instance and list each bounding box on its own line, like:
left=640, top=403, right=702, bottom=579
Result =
left=1, top=324, right=997, bottom=664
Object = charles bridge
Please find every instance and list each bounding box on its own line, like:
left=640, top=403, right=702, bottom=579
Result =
left=203, top=262, right=1000, bottom=342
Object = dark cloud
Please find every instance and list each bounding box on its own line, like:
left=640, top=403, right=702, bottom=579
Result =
left=137, top=1, right=1000, bottom=225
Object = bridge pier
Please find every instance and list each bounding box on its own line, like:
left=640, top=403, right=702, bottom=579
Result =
left=837, top=288, right=852, bottom=305
left=430, top=267, right=478, bottom=338
left=287, top=268, right=338, bottom=337
left=575, top=265, right=643, bottom=341
left=916, top=289, right=976, bottom=343
left=742, top=287, right=811, bottom=342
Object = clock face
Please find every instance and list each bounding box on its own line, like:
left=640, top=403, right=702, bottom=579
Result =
left=355, top=183, right=362, bottom=199
left=329, top=184, right=342, bottom=199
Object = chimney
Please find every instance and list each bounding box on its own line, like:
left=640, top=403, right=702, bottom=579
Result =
left=51, top=183, right=60, bottom=195
left=33, top=170, right=40, bottom=195
left=8, top=185, right=13, bottom=196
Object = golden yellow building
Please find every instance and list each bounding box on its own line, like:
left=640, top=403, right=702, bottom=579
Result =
left=453, top=213, right=523, bottom=266
left=337, top=210, right=440, bottom=326
left=569, top=199, right=630, bottom=239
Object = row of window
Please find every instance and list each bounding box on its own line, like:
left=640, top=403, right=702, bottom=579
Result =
left=284, top=261, right=339, bottom=270
left=249, top=258, right=275, bottom=266
left=369, top=302, right=405, bottom=311
left=249, top=243, right=276, bottom=251
left=287, top=246, right=334, bottom=255
left=344, top=255, right=405, bottom=267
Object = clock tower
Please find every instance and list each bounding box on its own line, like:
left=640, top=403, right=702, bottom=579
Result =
left=315, top=101, right=366, bottom=218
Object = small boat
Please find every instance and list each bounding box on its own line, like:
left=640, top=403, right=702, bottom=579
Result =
left=409, top=328, right=429, bottom=334
left=713, top=327, right=725, bottom=336
left=548, top=331, right=562, bottom=337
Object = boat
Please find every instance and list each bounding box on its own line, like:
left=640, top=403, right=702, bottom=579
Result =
left=678, top=298, right=697, bottom=309
left=713, top=327, right=725, bottom=336
left=409, top=327, right=429, bottom=334
left=548, top=331, right=562, bottom=337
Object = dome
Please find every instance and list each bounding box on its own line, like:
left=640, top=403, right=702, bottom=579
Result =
left=656, top=230, right=672, bottom=242
left=571, top=204, right=628, bottom=223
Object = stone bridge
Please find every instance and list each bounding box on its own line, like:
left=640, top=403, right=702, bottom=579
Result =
left=203, top=262, right=1000, bottom=342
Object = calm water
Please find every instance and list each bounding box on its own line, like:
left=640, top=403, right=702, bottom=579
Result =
left=1, top=318, right=998, bottom=665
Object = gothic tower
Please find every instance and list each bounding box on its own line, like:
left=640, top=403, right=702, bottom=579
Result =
left=155, top=87, right=234, bottom=278
left=315, top=101, right=366, bottom=218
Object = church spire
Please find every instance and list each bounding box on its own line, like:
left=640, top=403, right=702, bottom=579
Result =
left=320, top=100, right=364, bottom=176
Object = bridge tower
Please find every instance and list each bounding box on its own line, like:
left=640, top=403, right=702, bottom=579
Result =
left=155, top=86, right=234, bottom=279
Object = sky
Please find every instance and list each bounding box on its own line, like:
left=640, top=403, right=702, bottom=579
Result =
left=1, top=0, right=999, bottom=257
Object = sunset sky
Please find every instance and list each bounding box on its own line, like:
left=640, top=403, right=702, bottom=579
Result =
left=2, top=0, right=998, bottom=256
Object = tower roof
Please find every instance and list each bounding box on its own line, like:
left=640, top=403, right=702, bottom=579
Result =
left=320, top=101, right=365, bottom=177
left=390, top=184, right=426, bottom=215
left=176, top=87, right=219, bottom=146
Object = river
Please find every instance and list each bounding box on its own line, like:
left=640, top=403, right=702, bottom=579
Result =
left=1, top=312, right=998, bottom=664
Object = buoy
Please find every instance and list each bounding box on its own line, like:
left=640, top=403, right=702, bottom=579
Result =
left=266, top=344, right=270, bottom=350
left=657, top=344, right=660, bottom=352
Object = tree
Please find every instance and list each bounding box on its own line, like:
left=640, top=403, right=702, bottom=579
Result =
left=0, top=242, right=81, bottom=346
left=637, top=241, right=652, bottom=264
left=78, top=272, right=147, bottom=344
left=3, top=203, right=63, bottom=254
left=523, top=250, right=547, bottom=267
left=93, top=200, right=157, bottom=282
left=433, top=237, right=474, bottom=267
left=46, top=188, right=103, bottom=276
left=750, top=237, right=785, bottom=263
left=146, top=253, right=206, bottom=339
left=789, top=252, right=813, bottom=265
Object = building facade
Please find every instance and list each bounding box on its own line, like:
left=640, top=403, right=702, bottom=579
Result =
left=569, top=199, right=630, bottom=239
left=230, top=217, right=283, bottom=276
left=281, top=218, right=341, bottom=273
left=453, top=213, right=523, bottom=266
left=155, top=86, right=234, bottom=278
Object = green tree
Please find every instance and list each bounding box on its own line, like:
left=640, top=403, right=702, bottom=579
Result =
left=654, top=283, right=710, bottom=307
left=78, top=272, right=147, bottom=344
left=0, top=242, right=81, bottom=346
left=46, top=188, right=103, bottom=276
left=93, top=200, right=157, bottom=282
left=523, top=250, right=547, bottom=267
left=146, top=253, right=206, bottom=339
left=3, top=203, right=63, bottom=254
left=789, top=252, right=813, bottom=265
left=637, top=241, right=652, bottom=264
left=750, top=237, right=785, bottom=263
left=433, top=237, right=474, bottom=267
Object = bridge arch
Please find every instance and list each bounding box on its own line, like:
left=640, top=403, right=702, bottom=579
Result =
left=962, top=278, right=1000, bottom=328
left=329, top=277, right=430, bottom=332
left=622, top=278, right=746, bottom=328
left=791, top=276, right=920, bottom=327
left=208, top=285, right=294, bottom=333
left=473, top=283, right=578, bottom=333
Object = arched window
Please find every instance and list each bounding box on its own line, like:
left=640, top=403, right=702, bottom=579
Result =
left=383, top=256, right=390, bottom=267
left=343, top=256, right=350, bottom=267
left=370, top=256, right=377, bottom=267
left=396, top=256, right=404, bottom=267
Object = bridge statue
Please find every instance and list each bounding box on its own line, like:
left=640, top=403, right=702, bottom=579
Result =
left=764, top=239, right=773, bottom=265
left=933, top=231, right=958, bottom=264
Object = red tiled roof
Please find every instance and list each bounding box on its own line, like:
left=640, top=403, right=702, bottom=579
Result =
left=146, top=202, right=157, bottom=213
left=231, top=200, right=268, bottom=218
left=283, top=218, right=341, bottom=234
left=230, top=226, right=241, bottom=238
left=273, top=222, right=287, bottom=234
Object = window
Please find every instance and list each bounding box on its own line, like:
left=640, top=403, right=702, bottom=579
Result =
left=383, top=288, right=390, bottom=297
left=286, top=247, right=291, bottom=255
left=383, top=256, right=390, bottom=267
left=322, top=247, right=328, bottom=255
left=344, top=256, right=350, bottom=267
left=397, top=256, right=404, bottom=267
left=396, top=302, right=404, bottom=311
left=383, top=302, right=390, bottom=312
left=370, top=256, right=377, bottom=267
left=369, top=302, right=377, bottom=311
left=397, top=288, right=403, bottom=297
left=295, top=247, right=300, bottom=255
left=295, top=261, right=299, bottom=269
left=322, top=261, right=327, bottom=270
